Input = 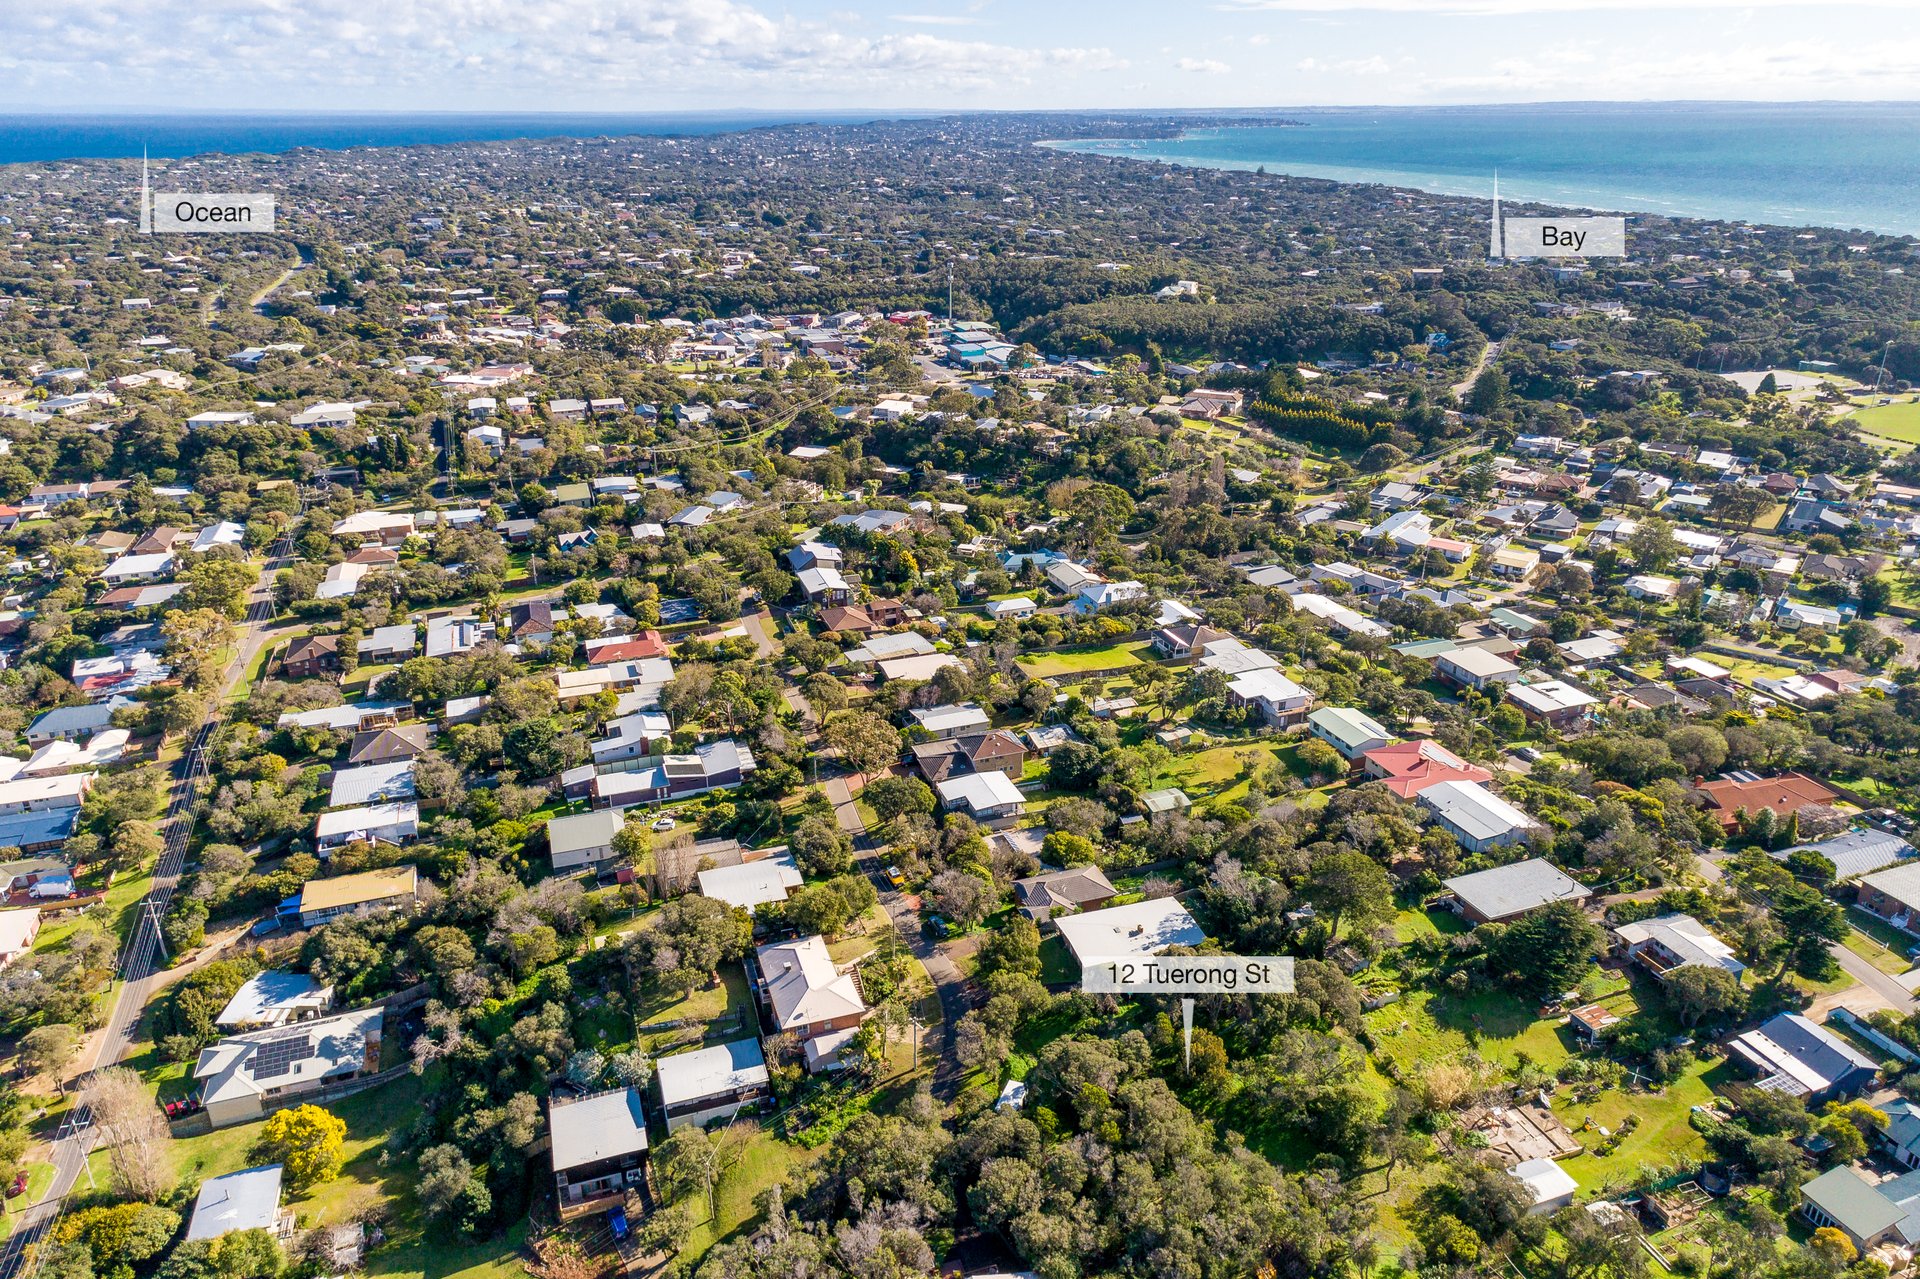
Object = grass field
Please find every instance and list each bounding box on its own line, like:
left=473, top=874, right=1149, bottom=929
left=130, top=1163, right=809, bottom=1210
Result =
left=1014, top=640, right=1151, bottom=679
left=1847, top=399, right=1920, bottom=444
left=681, top=1124, right=814, bottom=1259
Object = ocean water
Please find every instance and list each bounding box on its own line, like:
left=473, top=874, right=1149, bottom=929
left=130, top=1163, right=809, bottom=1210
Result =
left=0, top=110, right=920, bottom=165
left=1046, top=103, right=1920, bottom=236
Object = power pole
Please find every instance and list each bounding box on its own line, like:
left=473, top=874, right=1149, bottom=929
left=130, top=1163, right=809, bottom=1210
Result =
left=947, top=263, right=954, bottom=324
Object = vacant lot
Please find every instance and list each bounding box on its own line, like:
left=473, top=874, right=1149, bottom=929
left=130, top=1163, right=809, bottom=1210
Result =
left=1015, top=640, right=1151, bottom=679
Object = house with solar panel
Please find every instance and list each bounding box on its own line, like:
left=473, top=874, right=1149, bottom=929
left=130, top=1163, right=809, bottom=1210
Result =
left=193, top=1006, right=384, bottom=1128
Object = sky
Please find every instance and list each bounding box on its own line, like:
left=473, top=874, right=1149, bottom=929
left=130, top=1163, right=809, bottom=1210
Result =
left=5, top=0, right=1920, bottom=113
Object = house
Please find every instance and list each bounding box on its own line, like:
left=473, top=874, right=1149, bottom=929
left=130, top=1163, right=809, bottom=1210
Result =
left=0, top=773, right=96, bottom=815
left=756, top=935, right=867, bottom=1070
left=1614, top=913, right=1745, bottom=981
left=548, top=1088, right=650, bottom=1219
left=1489, top=547, right=1540, bottom=580
left=1052, top=898, right=1207, bottom=979
left=27, top=701, right=127, bottom=745
left=329, top=761, right=415, bottom=809
left=985, top=597, right=1036, bottom=621
left=289, top=865, right=419, bottom=929
left=1510, top=1158, right=1578, bottom=1216
left=1435, top=647, right=1520, bottom=692
left=1855, top=862, right=1920, bottom=934
left=1797, top=1166, right=1920, bottom=1253
left=1775, top=599, right=1845, bottom=631
left=1695, top=772, right=1839, bottom=830
left=1013, top=865, right=1118, bottom=922
left=185, top=1165, right=291, bottom=1242
left=1227, top=668, right=1314, bottom=727
left=1441, top=857, right=1589, bottom=923
left=591, top=740, right=757, bottom=809
left=507, top=601, right=557, bottom=645
left=1072, top=581, right=1147, bottom=616
left=193, top=1006, right=384, bottom=1128
left=656, top=1039, right=771, bottom=1132
left=216, top=972, right=333, bottom=1030
left=543, top=810, right=626, bottom=874
left=1307, top=707, right=1393, bottom=761
left=281, top=634, right=342, bottom=680
left=100, top=552, right=176, bottom=584
left=911, top=730, right=1026, bottom=785
left=908, top=703, right=991, bottom=740
left=697, top=852, right=803, bottom=912
left=313, top=802, right=419, bottom=851
left=876, top=653, right=963, bottom=684
left=347, top=724, right=431, bottom=767
left=1151, top=623, right=1232, bottom=660
left=1625, top=574, right=1683, bottom=602
left=797, top=565, right=851, bottom=606
left=1776, top=828, right=1916, bottom=882
left=0, top=909, right=39, bottom=966
left=330, top=511, right=415, bottom=547
left=424, top=617, right=493, bottom=659
left=936, top=771, right=1027, bottom=826
left=1727, top=1013, right=1876, bottom=1103
left=1505, top=680, right=1598, bottom=730
left=589, top=711, right=673, bottom=766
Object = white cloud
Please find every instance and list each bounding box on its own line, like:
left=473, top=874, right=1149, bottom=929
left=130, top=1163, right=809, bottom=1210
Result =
left=0, top=0, right=1124, bottom=108
left=1177, top=56, right=1234, bottom=72
left=1218, top=0, right=1912, bottom=11
left=890, top=13, right=980, bottom=24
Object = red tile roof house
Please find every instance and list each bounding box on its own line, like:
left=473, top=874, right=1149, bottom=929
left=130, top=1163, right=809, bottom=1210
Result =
left=1695, top=772, right=1840, bottom=830
left=1359, top=740, right=1494, bottom=799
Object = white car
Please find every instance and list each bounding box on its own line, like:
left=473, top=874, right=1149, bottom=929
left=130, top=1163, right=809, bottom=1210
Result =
left=651, top=816, right=677, bottom=832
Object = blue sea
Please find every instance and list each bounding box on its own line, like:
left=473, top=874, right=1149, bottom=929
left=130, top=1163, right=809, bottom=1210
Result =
left=0, top=110, right=923, bottom=165
left=1046, top=103, right=1920, bottom=237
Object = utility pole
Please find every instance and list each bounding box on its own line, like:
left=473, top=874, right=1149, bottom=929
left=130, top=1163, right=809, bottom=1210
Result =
left=946, top=263, right=954, bottom=324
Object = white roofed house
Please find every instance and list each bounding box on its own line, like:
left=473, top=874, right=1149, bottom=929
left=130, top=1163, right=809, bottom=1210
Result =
left=1420, top=781, right=1544, bottom=855
left=909, top=702, right=991, bottom=740
left=314, top=802, right=419, bottom=852
left=697, top=851, right=803, bottom=912
left=656, top=1039, right=771, bottom=1131
left=797, top=564, right=852, bottom=606
left=1441, top=858, right=1591, bottom=924
left=215, top=971, right=333, bottom=1031
left=936, top=771, right=1027, bottom=827
left=1504, top=679, right=1598, bottom=731
left=1072, top=580, right=1147, bottom=616
left=755, top=935, right=868, bottom=1071
left=1226, top=667, right=1314, bottom=727
left=1052, top=897, right=1207, bottom=980
left=99, top=552, right=175, bottom=584
left=1614, top=913, right=1745, bottom=982
left=1435, top=647, right=1521, bottom=692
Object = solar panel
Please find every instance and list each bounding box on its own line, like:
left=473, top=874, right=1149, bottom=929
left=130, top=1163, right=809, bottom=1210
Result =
left=248, top=1030, right=317, bottom=1081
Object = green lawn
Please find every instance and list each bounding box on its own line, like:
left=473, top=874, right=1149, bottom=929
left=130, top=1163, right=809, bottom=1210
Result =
left=1014, top=640, right=1151, bottom=679
left=166, top=1072, right=530, bottom=1279
left=1848, top=399, right=1920, bottom=444
left=1846, top=908, right=1917, bottom=974
left=681, top=1124, right=814, bottom=1259
left=1037, top=934, right=1079, bottom=986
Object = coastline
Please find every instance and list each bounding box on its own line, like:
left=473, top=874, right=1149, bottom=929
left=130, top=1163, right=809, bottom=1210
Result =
left=1038, top=120, right=1920, bottom=237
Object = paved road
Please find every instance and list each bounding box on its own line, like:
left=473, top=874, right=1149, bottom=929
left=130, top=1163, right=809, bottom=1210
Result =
left=1828, top=942, right=1919, bottom=1012
left=822, top=773, right=972, bottom=1100
left=0, top=534, right=292, bottom=1279
left=1451, top=340, right=1502, bottom=401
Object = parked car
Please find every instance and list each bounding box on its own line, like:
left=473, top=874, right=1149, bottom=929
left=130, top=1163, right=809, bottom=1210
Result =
left=652, top=816, right=676, bottom=832
left=886, top=865, right=906, bottom=888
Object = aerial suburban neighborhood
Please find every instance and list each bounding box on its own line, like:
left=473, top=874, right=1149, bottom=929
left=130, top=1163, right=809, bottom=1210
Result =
left=0, top=101, right=1916, bottom=1279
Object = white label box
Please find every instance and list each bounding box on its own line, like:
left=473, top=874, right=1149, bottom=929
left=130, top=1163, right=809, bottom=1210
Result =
left=151, top=193, right=275, bottom=234
left=1083, top=955, right=1295, bottom=995
left=1502, top=216, right=1625, bottom=257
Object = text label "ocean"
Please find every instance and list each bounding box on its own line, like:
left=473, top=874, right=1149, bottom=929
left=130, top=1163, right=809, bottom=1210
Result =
left=1084, top=955, right=1295, bottom=996
left=1503, top=216, right=1625, bottom=257
left=150, top=194, right=276, bottom=234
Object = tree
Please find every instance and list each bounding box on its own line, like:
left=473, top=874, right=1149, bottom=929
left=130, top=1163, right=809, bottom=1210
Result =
left=655, top=1126, right=725, bottom=1221
left=823, top=711, right=901, bottom=778
left=1294, top=739, right=1346, bottom=782
left=1773, top=881, right=1848, bottom=976
left=83, top=1067, right=171, bottom=1201
left=1485, top=900, right=1603, bottom=995
left=789, top=815, right=853, bottom=877
left=863, top=775, right=935, bottom=825
left=631, top=896, right=754, bottom=992
left=1663, top=963, right=1747, bottom=1028
left=611, top=817, right=653, bottom=872
left=261, top=1104, right=346, bottom=1191
left=418, top=1143, right=490, bottom=1233
left=20, top=1023, right=79, bottom=1094
left=1304, top=851, right=1395, bottom=942
left=1809, top=1227, right=1857, bottom=1267
left=181, top=558, right=257, bottom=620
left=927, top=870, right=992, bottom=928
left=53, top=1202, right=181, bottom=1271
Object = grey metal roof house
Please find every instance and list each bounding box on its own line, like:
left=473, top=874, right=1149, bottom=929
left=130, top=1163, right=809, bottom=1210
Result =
left=1774, top=828, right=1917, bottom=881
left=1441, top=858, right=1592, bottom=923
left=186, top=1164, right=288, bottom=1241
left=1728, top=1013, right=1878, bottom=1103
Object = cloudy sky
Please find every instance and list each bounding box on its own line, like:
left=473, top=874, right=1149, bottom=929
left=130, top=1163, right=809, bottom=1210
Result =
left=7, top=0, right=1920, bottom=112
